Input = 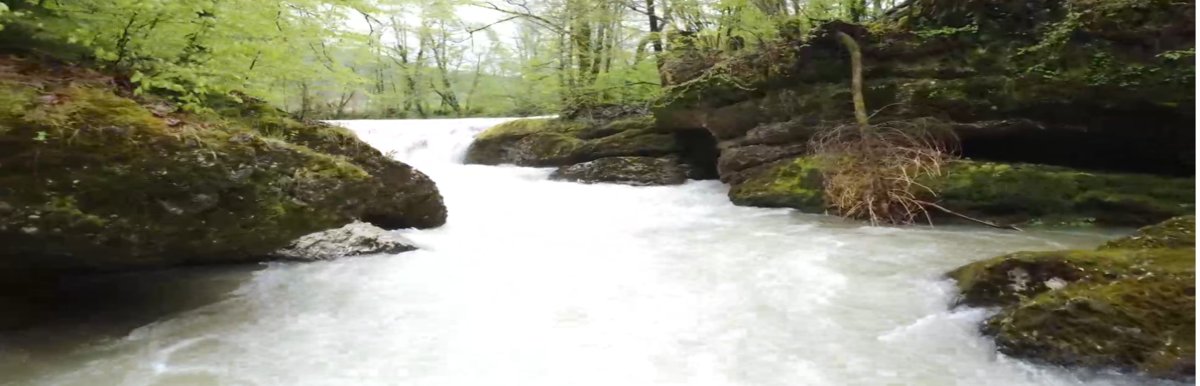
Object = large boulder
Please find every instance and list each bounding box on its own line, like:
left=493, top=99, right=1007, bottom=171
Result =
left=464, top=116, right=682, bottom=167
left=221, top=99, right=446, bottom=229
left=728, top=157, right=1193, bottom=227
left=550, top=156, right=689, bottom=186
left=0, top=55, right=446, bottom=270
left=948, top=216, right=1195, bottom=380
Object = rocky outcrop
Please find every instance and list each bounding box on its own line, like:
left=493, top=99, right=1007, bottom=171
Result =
left=948, top=216, right=1195, bottom=380
left=465, top=115, right=720, bottom=184
left=729, top=157, right=1193, bottom=226
left=656, top=0, right=1195, bottom=225
left=271, top=222, right=416, bottom=261
left=550, top=156, right=689, bottom=186
left=221, top=98, right=447, bottom=229
left=0, top=55, right=446, bottom=271
left=465, top=116, right=684, bottom=167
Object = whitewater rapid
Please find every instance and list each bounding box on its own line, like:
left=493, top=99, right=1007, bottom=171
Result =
left=0, top=118, right=1179, bottom=386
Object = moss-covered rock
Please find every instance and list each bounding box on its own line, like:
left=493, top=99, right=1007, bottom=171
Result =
left=728, top=157, right=826, bottom=212
left=728, top=156, right=1193, bottom=226
left=0, top=56, right=445, bottom=270
left=464, top=118, right=588, bottom=166
left=986, top=272, right=1195, bottom=380
left=1102, top=215, right=1196, bottom=250
left=928, top=163, right=1194, bottom=226
left=550, top=157, right=689, bottom=186
left=464, top=116, right=684, bottom=167
left=948, top=248, right=1194, bottom=308
left=223, top=99, right=447, bottom=229
left=947, top=216, right=1196, bottom=380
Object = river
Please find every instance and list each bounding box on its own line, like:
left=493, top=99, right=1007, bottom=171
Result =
left=0, top=118, right=1179, bottom=386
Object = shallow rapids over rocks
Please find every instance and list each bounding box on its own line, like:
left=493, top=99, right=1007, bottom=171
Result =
left=0, top=118, right=1183, bottom=386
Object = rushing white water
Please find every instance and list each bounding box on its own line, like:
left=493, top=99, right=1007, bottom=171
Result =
left=0, top=118, right=1180, bottom=386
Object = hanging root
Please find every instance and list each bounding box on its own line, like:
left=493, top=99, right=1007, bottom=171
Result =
left=809, top=120, right=956, bottom=225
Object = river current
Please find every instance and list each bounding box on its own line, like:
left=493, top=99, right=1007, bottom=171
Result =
left=0, top=118, right=1178, bottom=386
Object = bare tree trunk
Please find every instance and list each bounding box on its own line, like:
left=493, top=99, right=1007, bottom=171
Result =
left=299, top=82, right=312, bottom=120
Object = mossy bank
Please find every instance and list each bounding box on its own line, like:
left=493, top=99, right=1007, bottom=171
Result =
left=730, top=157, right=1193, bottom=227
left=465, top=115, right=720, bottom=185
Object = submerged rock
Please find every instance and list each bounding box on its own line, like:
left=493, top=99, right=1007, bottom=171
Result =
left=728, top=157, right=1193, bottom=227
left=948, top=216, right=1196, bottom=380
left=0, top=56, right=446, bottom=270
left=550, top=157, right=689, bottom=186
left=272, top=222, right=416, bottom=261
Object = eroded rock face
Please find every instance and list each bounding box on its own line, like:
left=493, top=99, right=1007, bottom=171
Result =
left=465, top=116, right=722, bottom=185
left=656, top=0, right=1195, bottom=225
left=272, top=222, right=416, bottom=261
left=659, top=0, right=1194, bottom=176
left=550, top=157, right=689, bottom=186
left=0, top=56, right=446, bottom=271
left=948, top=216, right=1196, bottom=380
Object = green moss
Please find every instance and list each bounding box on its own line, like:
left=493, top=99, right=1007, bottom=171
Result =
left=728, top=157, right=825, bottom=212
left=1102, top=216, right=1196, bottom=250
left=465, top=115, right=682, bottom=167
left=985, top=272, right=1195, bottom=380
left=948, top=215, right=1196, bottom=381
left=930, top=162, right=1194, bottom=226
left=0, top=82, right=36, bottom=135
left=0, top=79, right=381, bottom=269
left=475, top=118, right=588, bottom=141
left=583, top=129, right=680, bottom=158
left=948, top=248, right=1194, bottom=307
left=511, top=132, right=586, bottom=166
left=727, top=157, right=1191, bottom=227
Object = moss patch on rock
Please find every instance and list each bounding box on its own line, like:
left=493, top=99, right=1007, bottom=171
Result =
left=929, top=162, right=1194, bottom=226
left=727, top=157, right=825, bottom=212
left=216, top=97, right=447, bottom=229
left=727, top=156, right=1193, bottom=227
left=985, top=273, right=1195, bottom=380
left=464, top=116, right=682, bottom=167
left=1102, top=215, right=1196, bottom=250
left=947, top=216, right=1196, bottom=380
left=948, top=248, right=1194, bottom=308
